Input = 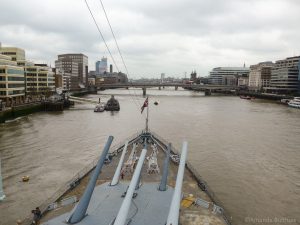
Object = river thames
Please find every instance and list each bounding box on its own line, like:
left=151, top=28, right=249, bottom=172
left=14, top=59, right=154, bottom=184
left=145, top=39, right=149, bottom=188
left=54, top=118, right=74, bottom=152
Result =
left=0, top=88, right=299, bottom=225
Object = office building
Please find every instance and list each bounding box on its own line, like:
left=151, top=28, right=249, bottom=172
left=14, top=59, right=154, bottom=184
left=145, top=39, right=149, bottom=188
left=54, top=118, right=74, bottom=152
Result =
left=96, top=57, right=107, bottom=74
left=238, top=77, right=249, bottom=87
left=248, top=62, right=274, bottom=91
left=267, top=56, right=300, bottom=94
left=209, top=67, right=249, bottom=85
left=0, top=46, right=26, bottom=66
left=25, top=63, right=55, bottom=96
left=55, top=54, right=88, bottom=89
left=94, top=72, right=128, bottom=86
left=0, top=54, right=25, bottom=106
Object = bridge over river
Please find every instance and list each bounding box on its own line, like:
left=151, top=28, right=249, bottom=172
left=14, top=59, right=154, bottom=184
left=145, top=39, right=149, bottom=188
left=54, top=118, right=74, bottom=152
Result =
left=96, top=83, right=239, bottom=96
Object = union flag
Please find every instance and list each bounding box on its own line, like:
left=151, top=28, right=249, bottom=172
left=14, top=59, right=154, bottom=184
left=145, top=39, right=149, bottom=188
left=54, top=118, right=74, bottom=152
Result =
left=141, top=97, right=148, bottom=113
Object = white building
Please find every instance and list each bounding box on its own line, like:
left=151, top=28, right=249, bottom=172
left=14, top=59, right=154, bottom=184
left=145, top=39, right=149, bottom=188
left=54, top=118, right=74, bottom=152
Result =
left=248, top=62, right=274, bottom=91
left=209, top=67, right=249, bottom=85
left=25, top=63, right=55, bottom=96
left=0, top=54, right=25, bottom=106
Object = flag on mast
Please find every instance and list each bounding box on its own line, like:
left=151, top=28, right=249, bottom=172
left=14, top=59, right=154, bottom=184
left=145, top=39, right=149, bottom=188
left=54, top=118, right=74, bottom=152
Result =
left=141, top=97, right=148, bottom=113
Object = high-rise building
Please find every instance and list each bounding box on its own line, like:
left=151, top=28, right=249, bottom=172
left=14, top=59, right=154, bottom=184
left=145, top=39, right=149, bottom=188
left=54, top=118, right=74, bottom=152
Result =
left=0, top=54, right=25, bottom=106
left=55, top=54, right=88, bottom=89
left=161, top=73, right=165, bottom=83
left=267, top=56, right=300, bottom=94
left=248, top=62, right=274, bottom=91
left=209, top=67, right=249, bottom=85
left=96, top=57, right=107, bottom=74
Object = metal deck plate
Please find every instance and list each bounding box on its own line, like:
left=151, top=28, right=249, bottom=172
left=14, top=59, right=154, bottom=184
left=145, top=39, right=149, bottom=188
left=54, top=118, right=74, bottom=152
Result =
left=43, top=182, right=174, bottom=225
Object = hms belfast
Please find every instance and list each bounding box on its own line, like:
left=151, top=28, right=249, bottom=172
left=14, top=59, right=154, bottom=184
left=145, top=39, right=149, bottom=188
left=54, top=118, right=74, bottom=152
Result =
left=19, top=1, right=231, bottom=224
left=33, top=126, right=230, bottom=225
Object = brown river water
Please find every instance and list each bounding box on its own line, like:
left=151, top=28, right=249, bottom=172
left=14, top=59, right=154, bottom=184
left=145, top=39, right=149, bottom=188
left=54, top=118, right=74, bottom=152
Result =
left=0, top=88, right=299, bottom=225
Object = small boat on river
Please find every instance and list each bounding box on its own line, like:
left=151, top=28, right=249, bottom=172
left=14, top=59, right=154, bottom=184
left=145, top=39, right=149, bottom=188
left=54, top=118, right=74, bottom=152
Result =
left=240, top=95, right=251, bottom=100
left=288, top=97, right=300, bottom=108
left=94, top=103, right=106, bottom=112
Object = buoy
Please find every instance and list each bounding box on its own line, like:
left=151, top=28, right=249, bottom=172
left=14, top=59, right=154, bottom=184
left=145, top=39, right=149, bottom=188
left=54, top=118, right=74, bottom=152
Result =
left=154, top=101, right=159, bottom=105
left=22, top=176, right=30, bottom=182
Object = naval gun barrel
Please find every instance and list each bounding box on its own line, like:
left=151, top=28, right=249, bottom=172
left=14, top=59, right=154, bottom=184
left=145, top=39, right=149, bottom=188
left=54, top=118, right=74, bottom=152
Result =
left=110, top=141, right=129, bottom=186
left=166, top=141, right=188, bottom=225
left=158, top=143, right=171, bottom=191
left=113, top=147, right=147, bottom=225
left=67, top=136, right=114, bottom=224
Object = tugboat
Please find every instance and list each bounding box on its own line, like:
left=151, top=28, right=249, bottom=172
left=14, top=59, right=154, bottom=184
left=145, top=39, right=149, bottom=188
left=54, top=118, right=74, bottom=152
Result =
left=105, top=95, right=120, bottom=111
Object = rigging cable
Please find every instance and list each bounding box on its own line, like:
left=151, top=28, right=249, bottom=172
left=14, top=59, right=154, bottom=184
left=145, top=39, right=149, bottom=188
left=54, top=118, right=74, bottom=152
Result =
left=84, top=0, right=120, bottom=73
left=84, top=0, right=146, bottom=117
left=97, top=0, right=145, bottom=111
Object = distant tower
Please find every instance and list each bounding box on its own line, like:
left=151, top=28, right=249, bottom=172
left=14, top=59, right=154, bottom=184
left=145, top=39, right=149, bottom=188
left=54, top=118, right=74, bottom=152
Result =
left=243, top=62, right=246, bottom=68
left=161, top=73, right=165, bottom=83
left=0, top=159, right=5, bottom=201
left=95, top=57, right=108, bottom=74
left=190, top=70, right=197, bottom=81
left=110, top=64, right=113, bottom=73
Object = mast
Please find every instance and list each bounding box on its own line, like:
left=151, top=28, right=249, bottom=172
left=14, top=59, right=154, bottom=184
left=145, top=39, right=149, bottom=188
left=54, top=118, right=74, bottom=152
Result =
left=146, top=96, right=149, bottom=132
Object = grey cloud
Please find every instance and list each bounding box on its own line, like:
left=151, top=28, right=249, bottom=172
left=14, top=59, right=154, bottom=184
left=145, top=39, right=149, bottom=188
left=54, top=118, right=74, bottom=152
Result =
left=0, top=0, right=300, bottom=77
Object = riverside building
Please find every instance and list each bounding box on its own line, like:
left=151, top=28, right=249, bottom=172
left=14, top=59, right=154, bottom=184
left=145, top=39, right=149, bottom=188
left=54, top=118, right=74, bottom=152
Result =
left=266, top=56, right=300, bottom=94
left=248, top=62, right=274, bottom=91
left=0, top=54, right=25, bottom=106
left=209, top=67, right=249, bottom=85
left=55, top=54, right=88, bottom=90
left=25, top=63, right=55, bottom=96
left=0, top=46, right=26, bottom=66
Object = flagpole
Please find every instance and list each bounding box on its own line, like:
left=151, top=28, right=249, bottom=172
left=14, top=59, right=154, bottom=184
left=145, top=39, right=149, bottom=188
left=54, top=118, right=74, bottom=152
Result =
left=146, top=96, right=149, bottom=132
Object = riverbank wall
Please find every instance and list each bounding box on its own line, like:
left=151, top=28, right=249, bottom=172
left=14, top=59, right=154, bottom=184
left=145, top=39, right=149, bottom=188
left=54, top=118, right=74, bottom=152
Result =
left=0, top=101, right=74, bottom=123
left=0, top=102, right=43, bottom=123
left=0, top=89, right=96, bottom=123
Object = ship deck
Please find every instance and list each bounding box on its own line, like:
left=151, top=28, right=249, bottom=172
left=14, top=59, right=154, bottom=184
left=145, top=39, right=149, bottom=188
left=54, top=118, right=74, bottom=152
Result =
left=40, top=135, right=227, bottom=225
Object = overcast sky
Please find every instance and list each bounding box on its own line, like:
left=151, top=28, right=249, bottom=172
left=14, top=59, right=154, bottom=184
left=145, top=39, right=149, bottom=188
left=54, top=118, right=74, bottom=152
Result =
left=1, top=0, right=300, bottom=78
